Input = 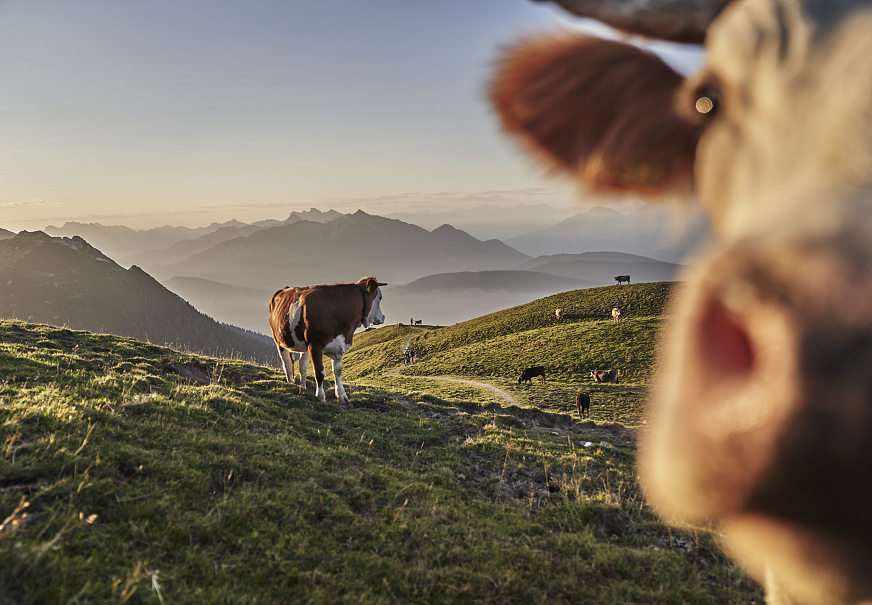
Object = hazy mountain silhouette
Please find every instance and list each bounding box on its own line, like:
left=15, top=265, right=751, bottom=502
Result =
left=0, top=227, right=15, bottom=240
left=516, top=252, right=687, bottom=284
left=252, top=208, right=345, bottom=228
left=386, top=203, right=579, bottom=241
left=381, top=270, right=597, bottom=327
left=505, top=205, right=710, bottom=262
left=145, top=210, right=530, bottom=289
left=0, top=232, right=276, bottom=365
left=165, top=276, right=274, bottom=335
left=44, top=220, right=251, bottom=260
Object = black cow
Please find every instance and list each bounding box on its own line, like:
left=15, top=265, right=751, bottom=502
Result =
left=576, top=392, right=591, bottom=417
left=614, top=275, right=630, bottom=285
left=518, top=366, right=546, bottom=384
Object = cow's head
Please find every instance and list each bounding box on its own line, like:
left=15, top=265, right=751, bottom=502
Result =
left=492, top=0, right=872, bottom=602
left=358, top=276, right=387, bottom=328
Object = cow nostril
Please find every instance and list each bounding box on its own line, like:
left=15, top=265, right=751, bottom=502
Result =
left=697, top=297, right=755, bottom=378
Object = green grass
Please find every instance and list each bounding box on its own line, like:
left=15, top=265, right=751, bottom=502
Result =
left=0, top=282, right=764, bottom=604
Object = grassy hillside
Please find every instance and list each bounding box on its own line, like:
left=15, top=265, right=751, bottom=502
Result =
left=0, top=232, right=277, bottom=366
left=348, top=282, right=672, bottom=381
left=0, top=318, right=762, bottom=603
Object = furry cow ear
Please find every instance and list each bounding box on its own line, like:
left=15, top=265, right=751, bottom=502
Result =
left=366, top=278, right=378, bottom=294
left=490, top=34, right=701, bottom=195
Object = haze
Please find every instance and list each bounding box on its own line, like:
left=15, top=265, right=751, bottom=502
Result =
left=0, top=1, right=703, bottom=232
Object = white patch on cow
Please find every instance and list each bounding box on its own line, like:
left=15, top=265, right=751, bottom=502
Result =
left=363, top=289, right=385, bottom=328
left=284, top=298, right=308, bottom=352
left=323, top=334, right=350, bottom=360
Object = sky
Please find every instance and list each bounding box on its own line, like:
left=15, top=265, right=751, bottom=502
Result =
left=0, top=1, right=704, bottom=232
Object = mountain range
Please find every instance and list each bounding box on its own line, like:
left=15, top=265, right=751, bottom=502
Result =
left=136, top=210, right=530, bottom=290
left=505, top=205, right=710, bottom=262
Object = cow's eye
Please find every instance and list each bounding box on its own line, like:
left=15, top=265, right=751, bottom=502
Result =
left=693, top=83, right=721, bottom=117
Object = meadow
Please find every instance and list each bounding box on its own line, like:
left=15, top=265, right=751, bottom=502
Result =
left=0, top=283, right=764, bottom=603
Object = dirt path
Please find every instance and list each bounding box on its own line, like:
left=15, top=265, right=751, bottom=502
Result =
left=416, top=376, right=521, bottom=407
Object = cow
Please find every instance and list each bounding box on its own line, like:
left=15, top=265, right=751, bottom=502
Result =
left=555, top=308, right=564, bottom=320
left=518, top=365, right=546, bottom=385
left=269, top=276, right=386, bottom=404
left=576, top=391, right=591, bottom=417
left=611, top=308, right=621, bottom=324
left=414, top=319, right=423, bottom=325
left=589, top=369, right=618, bottom=384
left=490, top=0, right=872, bottom=602
left=614, top=275, right=630, bottom=285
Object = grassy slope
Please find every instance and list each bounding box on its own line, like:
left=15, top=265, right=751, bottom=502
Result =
left=345, top=283, right=673, bottom=427
left=0, top=283, right=763, bottom=604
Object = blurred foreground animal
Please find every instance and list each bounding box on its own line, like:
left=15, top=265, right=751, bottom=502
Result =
left=575, top=391, right=590, bottom=417
left=518, top=365, right=546, bottom=384
left=269, top=277, right=386, bottom=403
left=491, top=0, right=872, bottom=602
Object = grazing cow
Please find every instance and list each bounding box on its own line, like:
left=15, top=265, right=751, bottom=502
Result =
left=589, top=369, right=618, bottom=384
left=555, top=308, right=564, bottom=320
left=611, top=308, right=621, bottom=324
left=576, top=391, right=591, bottom=417
left=269, top=276, right=386, bottom=403
left=518, top=365, right=546, bottom=385
left=414, top=319, right=423, bottom=325
left=490, top=0, right=872, bottom=601
left=614, top=275, right=630, bottom=285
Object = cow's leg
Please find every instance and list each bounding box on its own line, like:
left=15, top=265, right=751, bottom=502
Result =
left=309, top=344, right=327, bottom=402
left=277, top=345, right=295, bottom=384
left=329, top=356, right=348, bottom=404
left=324, top=335, right=352, bottom=404
left=297, top=351, right=310, bottom=390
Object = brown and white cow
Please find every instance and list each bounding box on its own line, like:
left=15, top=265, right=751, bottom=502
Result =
left=611, top=307, right=621, bottom=324
left=269, top=276, right=386, bottom=404
left=589, top=368, right=618, bottom=383
left=555, top=308, right=564, bottom=320
left=491, top=0, right=872, bottom=602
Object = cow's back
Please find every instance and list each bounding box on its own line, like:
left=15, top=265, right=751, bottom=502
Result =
left=298, top=283, right=363, bottom=345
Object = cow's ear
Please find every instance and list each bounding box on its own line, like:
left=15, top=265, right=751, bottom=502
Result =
left=490, top=34, right=701, bottom=195
left=366, top=278, right=377, bottom=294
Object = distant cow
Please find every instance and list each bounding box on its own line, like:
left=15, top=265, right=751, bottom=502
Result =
left=576, top=392, right=590, bottom=417
left=555, top=308, right=564, bottom=320
left=414, top=319, right=422, bottom=325
left=611, top=308, right=621, bottom=324
left=590, top=369, right=618, bottom=384
left=518, top=365, right=546, bottom=385
left=614, top=275, right=630, bottom=285
left=269, top=276, right=387, bottom=403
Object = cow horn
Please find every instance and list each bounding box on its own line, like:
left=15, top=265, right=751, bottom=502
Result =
left=378, top=282, right=388, bottom=286
left=531, top=0, right=733, bottom=43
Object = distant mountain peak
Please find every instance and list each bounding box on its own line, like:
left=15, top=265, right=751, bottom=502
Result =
left=585, top=206, right=624, bottom=215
